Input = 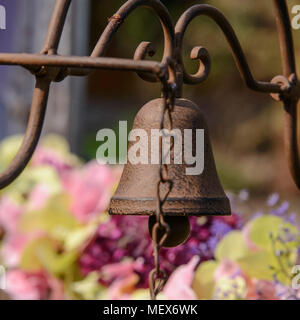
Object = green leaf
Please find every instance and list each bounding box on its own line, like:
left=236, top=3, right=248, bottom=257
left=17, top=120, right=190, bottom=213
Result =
left=0, top=167, right=34, bottom=201
left=35, top=244, right=78, bottom=276
left=41, top=134, right=81, bottom=166
left=237, top=249, right=293, bottom=285
left=71, top=272, right=105, bottom=300
left=64, top=223, right=98, bottom=251
left=249, top=216, right=299, bottom=251
left=192, top=260, right=218, bottom=299
left=131, top=289, right=151, bottom=300
left=28, top=166, right=62, bottom=194
left=214, top=276, right=247, bottom=300
left=20, top=237, right=56, bottom=272
left=237, top=250, right=277, bottom=281
left=41, top=134, right=70, bottom=155
left=0, top=166, right=62, bottom=202
left=215, top=231, right=250, bottom=261
left=0, top=135, right=22, bottom=167
left=20, top=236, right=78, bottom=276
left=20, top=195, right=79, bottom=238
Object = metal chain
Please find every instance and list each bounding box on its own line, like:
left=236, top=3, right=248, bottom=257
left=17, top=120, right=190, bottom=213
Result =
left=149, top=70, right=176, bottom=300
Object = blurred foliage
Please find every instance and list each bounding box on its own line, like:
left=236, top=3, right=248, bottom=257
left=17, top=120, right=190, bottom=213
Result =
left=193, top=214, right=300, bottom=299
left=1, top=135, right=299, bottom=300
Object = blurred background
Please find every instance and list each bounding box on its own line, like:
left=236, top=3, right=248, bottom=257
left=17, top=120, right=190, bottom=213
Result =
left=1, top=0, right=300, bottom=202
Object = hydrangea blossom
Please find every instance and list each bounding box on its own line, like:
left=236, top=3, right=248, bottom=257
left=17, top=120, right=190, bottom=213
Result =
left=0, top=135, right=299, bottom=300
left=79, top=214, right=241, bottom=288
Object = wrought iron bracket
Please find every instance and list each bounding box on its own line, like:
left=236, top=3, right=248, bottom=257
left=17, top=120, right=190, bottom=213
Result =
left=0, top=0, right=299, bottom=190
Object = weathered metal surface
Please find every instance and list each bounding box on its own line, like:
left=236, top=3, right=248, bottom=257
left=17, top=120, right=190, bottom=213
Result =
left=272, top=0, right=300, bottom=190
left=148, top=215, right=190, bottom=248
left=0, top=0, right=298, bottom=302
left=0, top=78, right=50, bottom=189
left=109, top=98, right=231, bottom=216
left=174, top=4, right=287, bottom=93
left=0, top=0, right=298, bottom=190
left=148, top=84, right=175, bottom=299
left=0, top=53, right=167, bottom=74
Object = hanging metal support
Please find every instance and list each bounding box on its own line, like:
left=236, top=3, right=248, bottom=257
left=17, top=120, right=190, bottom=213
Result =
left=0, top=0, right=297, bottom=190
left=0, top=0, right=172, bottom=189
left=270, top=0, right=300, bottom=190
left=0, top=0, right=72, bottom=189
left=0, top=0, right=299, bottom=300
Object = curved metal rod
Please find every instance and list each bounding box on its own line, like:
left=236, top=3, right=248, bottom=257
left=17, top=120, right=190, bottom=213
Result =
left=92, top=0, right=174, bottom=60
left=272, top=0, right=300, bottom=189
left=0, top=78, right=51, bottom=189
left=273, top=0, right=296, bottom=76
left=69, top=0, right=175, bottom=81
left=41, top=0, right=72, bottom=55
left=175, top=4, right=284, bottom=93
left=284, top=100, right=300, bottom=189
left=134, top=41, right=159, bottom=83
left=0, top=0, right=71, bottom=189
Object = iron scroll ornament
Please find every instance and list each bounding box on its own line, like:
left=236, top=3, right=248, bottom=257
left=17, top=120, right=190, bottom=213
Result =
left=0, top=0, right=299, bottom=192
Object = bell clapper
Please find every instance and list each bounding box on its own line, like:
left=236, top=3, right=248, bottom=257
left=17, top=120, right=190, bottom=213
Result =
left=148, top=215, right=190, bottom=248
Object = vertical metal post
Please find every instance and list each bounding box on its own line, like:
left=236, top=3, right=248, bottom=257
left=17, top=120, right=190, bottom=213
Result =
left=69, top=0, right=90, bottom=154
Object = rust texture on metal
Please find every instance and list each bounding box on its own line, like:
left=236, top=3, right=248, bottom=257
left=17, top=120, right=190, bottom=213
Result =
left=271, top=0, right=300, bottom=190
left=110, top=95, right=231, bottom=300
left=174, top=4, right=288, bottom=93
left=148, top=76, right=174, bottom=300
left=0, top=0, right=298, bottom=190
left=0, top=0, right=299, bottom=300
left=109, top=98, right=231, bottom=217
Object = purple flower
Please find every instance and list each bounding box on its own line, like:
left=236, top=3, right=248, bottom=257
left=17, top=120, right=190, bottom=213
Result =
left=271, top=201, right=290, bottom=216
left=207, top=236, right=219, bottom=252
left=286, top=213, right=297, bottom=225
left=211, top=220, right=233, bottom=238
left=238, top=190, right=249, bottom=201
left=79, top=214, right=241, bottom=288
left=267, top=193, right=279, bottom=207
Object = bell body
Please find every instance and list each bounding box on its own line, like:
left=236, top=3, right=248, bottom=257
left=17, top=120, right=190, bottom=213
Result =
left=109, top=98, right=231, bottom=217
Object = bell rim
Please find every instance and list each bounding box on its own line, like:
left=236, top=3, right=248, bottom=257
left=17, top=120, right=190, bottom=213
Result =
left=109, top=196, right=231, bottom=216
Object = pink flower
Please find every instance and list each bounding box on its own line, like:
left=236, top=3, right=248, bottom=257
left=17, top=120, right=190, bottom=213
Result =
left=27, top=185, right=50, bottom=211
left=32, top=147, right=72, bottom=175
left=101, top=260, right=137, bottom=281
left=0, top=197, right=23, bottom=234
left=214, top=259, right=242, bottom=281
left=242, top=222, right=260, bottom=252
left=214, top=260, right=278, bottom=300
left=163, top=256, right=199, bottom=300
left=101, top=261, right=141, bottom=300
left=62, top=161, right=114, bottom=223
left=107, top=273, right=139, bottom=300
left=275, top=283, right=300, bottom=300
left=47, top=275, right=65, bottom=300
left=6, top=270, right=49, bottom=300
left=1, top=235, right=28, bottom=267
left=247, top=279, right=278, bottom=300
left=1, top=232, right=44, bottom=268
left=6, top=270, right=62, bottom=300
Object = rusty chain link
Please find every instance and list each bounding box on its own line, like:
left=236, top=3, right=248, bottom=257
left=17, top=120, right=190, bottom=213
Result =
left=149, top=67, right=176, bottom=300
left=0, top=0, right=298, bottom=301
left=0, top=0, right=296, bottom=190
